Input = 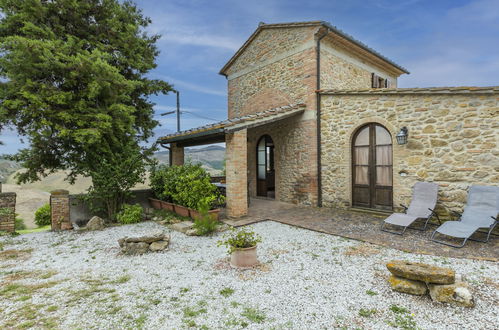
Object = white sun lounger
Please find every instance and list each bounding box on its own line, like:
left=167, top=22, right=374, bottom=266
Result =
left=381, top=182, right=439, bottom=235
left=431, top=185, right=499, bottom=248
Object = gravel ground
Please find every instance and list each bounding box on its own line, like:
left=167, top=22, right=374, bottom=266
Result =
left=0, top=221, right=498, bottom=329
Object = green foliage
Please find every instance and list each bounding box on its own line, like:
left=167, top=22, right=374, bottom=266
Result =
left=34, top=204, right=51, bottom=227
left=0, top=0, right=171, bottom=216
left=241, top=307, right=266, bottom=323
left=83, top=143, right=151, bottom=220
left=358, top=308, right=377, bottom=317
left=389, top=305, right=409, bottom=314
left=219, top=287, right=235, bottom=298
left=217, top=227, right=262, bottom=254
left=365, top=290, right=378, bottom=296
left=193, top=198, right=218, bottom=236
left=116, top=204, right=143, bottom=225
left=150, top=164, right=223, bottom=210
left=15, top=215, right=26, bottom=231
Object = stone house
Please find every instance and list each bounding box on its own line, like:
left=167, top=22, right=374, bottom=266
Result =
left=159, top=21, right=499, bottom=218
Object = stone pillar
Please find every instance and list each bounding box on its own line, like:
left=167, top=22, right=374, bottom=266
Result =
left=171, top=143, right=184, bottom=166
left=0, top=192, right=16, bottom=232
left=225, top=129, right=248, bottom=217
left=50, top=189, right=72, bottom=231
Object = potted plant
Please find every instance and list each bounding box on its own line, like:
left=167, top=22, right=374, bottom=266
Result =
left=217, top=227, right=262, bottom=268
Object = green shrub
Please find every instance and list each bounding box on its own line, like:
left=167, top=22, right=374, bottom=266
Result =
left=15, top=216, right=26, bottom=231
left=151, top=164, right=223, bottom=210
left=217, top=227, right=262, bottom=254
left=116, top=204, right=143, bottom=224
left=34, top=204, right=51, bottom=227
left=193, top=199, right=218, bottom=236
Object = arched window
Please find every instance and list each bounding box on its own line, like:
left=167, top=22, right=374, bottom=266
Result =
left=256, top=135, right=275, bottom=198
left=352, top=123, right=393, bottom=210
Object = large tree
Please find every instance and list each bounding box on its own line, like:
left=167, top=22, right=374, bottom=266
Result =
left=0, top=0, right=172, bottom=218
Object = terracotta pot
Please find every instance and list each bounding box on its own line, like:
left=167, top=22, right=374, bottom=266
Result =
left=161, top=201, right=175, bottom=211
left=149, top=198, right=162, bottom=210
left=174, top=204, right=190, bottom=217
left=230, top=245, right=258, bottom=268
left=189, top=208, right=220, bottom=221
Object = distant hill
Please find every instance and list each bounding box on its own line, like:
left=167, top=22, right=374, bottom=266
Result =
left=0, top=157, right=21, bottom=183
left=154, top=145, right=225, bottom=175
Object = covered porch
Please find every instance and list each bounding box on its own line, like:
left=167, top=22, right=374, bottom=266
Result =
left=157, top=104, right=306, bottom=218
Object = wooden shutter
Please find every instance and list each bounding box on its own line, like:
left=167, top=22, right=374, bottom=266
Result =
left=386, top=79, right=391, bottom=88
left=371, top=73, right=379, bottom=88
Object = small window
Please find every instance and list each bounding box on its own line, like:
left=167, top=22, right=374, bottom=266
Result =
left=371, top=73, right=390, bottom=88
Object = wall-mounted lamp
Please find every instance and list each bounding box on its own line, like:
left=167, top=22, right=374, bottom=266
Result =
left=396, top=127, right=408, bottom=145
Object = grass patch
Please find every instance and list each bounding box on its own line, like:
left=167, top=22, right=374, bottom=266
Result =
left=16, top=226, right=51, bottom=235
left=219, top=287, right=235, bottom=297
left=0, top=248, right=33, bottom=261
left=183, top=306, right=207, bottom=318
left=366, top=289, right=378, bottom=296
left=114, top=274, right=131, bottom=284
left=358, top=308, right=377, bottom=317
left=389, top=304, right=409, bottom=314
left=241, top=307, right=266, bottom=323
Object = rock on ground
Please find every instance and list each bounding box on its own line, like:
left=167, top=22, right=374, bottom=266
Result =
left=388, top=274, right=428, bottom=295
left=85, top=216, right=105, bottom=231
left=428, top=281, right=475, bottom=307
left=386, top=260, right=455, bottom=284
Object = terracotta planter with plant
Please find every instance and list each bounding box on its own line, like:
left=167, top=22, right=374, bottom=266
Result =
left=148, top=198, right=162, bottom=210
left=189, top=208, right=220, bottom=221
left=218, top=227, right=262, bottom=268
left=174, top=204, right=190, bottom=218
left=161, top=201, right=175, bottom=212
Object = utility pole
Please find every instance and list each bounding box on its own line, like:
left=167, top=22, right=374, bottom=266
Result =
left=160, top=89, right=181, bottom=132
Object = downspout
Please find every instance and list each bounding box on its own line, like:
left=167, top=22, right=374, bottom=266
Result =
left=316, top=30, right=327, bottom=208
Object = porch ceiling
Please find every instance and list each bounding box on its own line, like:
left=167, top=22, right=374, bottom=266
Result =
left=157, top=103, right=306, bottom=147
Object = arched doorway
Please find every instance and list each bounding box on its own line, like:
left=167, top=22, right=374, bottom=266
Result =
left=256, top=135, right=275, bottom=198
left=352, top=123, right=393, bottom=210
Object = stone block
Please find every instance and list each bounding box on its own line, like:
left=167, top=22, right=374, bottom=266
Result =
left=428, top=281, right=474, bottom=307
left=386, top=260, right=455, bottom=284
left=170, top=221, right=194, bottom=234
left=388, top=275, right=428, bottom=295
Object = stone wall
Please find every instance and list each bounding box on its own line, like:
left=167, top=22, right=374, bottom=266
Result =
left=0, top=192, right=16, bottom=232
left=320, top=38, right=397, bottom=89
left=224, top=26, right=316, bottom=77
left=228, top=48, right=317, bottom=118
left=320, top=92, right=499, bottom=217
left=247, top=114, right=318, bottom=206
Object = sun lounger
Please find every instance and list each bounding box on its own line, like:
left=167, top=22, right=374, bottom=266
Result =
left=381, top=182, right=439, bottom=235
left=431, top=185, right=499, bottom=248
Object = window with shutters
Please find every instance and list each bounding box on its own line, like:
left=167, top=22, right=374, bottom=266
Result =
left=371, top=73, right=391, bottom=88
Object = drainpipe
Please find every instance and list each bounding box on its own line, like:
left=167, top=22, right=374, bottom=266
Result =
left=316, top=30, right=327, bottom=208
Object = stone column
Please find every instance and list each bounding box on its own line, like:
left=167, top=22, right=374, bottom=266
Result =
left=0, top=192, right=16, bottom=232
left=225, top=129, right=248, bottom=217
left=50, top=189, right=72, bottom=231
left=171, top=143, right=184, bottom=166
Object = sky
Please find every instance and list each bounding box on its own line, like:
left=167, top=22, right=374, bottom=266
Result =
left=1, top=0, right=499, bottom=154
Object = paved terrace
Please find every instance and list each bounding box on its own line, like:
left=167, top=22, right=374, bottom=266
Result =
left=223, top=198, right=498, bottom=261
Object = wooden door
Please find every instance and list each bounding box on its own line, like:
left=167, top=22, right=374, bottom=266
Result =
left=352, top=124, right=393, bottom=210
left=256, top=135, right=275, bottom=198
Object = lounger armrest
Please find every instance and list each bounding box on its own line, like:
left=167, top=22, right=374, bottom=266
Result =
left=491, top=216, right=498, bottom=224
left=451, top=210, right=462, bottom=220
left=428, top=208, right=441, bottom=224
left=400, top=204, right=408, bottom=213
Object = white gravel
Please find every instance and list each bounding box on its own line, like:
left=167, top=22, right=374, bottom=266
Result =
left=1, top=221, right=498, bottom=329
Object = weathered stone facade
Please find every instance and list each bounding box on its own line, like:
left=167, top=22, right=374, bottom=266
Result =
left=0, top=192, right=16, bottom=232
left=320, top=37, right=398, bottom=89
left=320, top=91, right=499, bottom=216
left=247, top=114, right=318, bottom=205
left=50, top=189, right=72, bottom=230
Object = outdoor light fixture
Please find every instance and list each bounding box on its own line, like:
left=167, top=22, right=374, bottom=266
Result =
left=396, top=127, right=408, bottom=145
